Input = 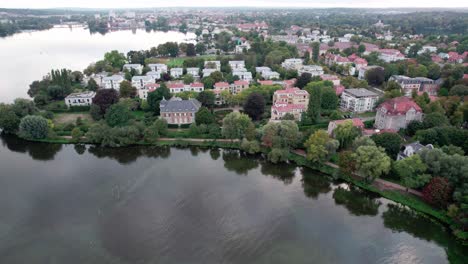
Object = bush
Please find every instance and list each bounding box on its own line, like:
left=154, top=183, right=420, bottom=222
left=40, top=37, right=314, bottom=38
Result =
left=267, top=148, right=289, bottom=163
left=71, top=127, right=83, bottom=142
left=422, top=177, right=452, bottom=209
left=18, top=115, right=49, bottom=139
left=241, top=139, right=261, bottom=154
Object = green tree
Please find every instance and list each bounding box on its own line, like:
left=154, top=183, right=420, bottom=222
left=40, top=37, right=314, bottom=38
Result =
left=304, top=130, right=339, bottom=163
left=334, top=120, right=362, bottom=149
left=261, top=120, right=301, bottom=149
left=311, top=42, right=320, bottom=63
left=71, top=127, right=83, bottom=142
left=87, top=78, right=98, bottom=91
left=243, top=92, right=265, bottom=121
left=393, top=154, right=430, bottom=191
left=365, top=67, right=385, bottom=86
left=105, top=103, right=132, bottom=127
left=0, top=104, right=20, bottom=133
left=196, top=91, right=216, bottom=109
left=18, top=115, right=49, bottom=139
left=321, top=87, right=338, bottom=110
left=104, top=50, right=127, bottom=69
left=354, top=145, right=391, bottom=182
left=92, top=88, right=119, bottom=116
left=119, top=80, right=137, bottom=98
left=183, top=74, right=195, bottom=84
left=222, top=112, right=254, bottom=139
left=306, top=83, right=322, bottom=123
left=371, top=132, right=402, bottom=159
left=296, top=73, right=312, bottom=89
left=147, top=83, right=171, bottom=115
left=195, top=107, right=215, bottom=125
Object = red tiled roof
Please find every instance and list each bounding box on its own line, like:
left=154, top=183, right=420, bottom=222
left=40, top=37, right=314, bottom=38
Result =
left=272, top=103, right=306, bottom=112
left=354, top=58, right=368, bottom=65
left=274, top=87, right=309, bottom=96
left=214, top=82, right=229, bottom=88
left=320, top=74, right=339, bottom=80
left=168, top=83, right=184, bottom=88
left=377, top=97, right=422, bottom=115
left=190, top=82, right=203, bottom=87
left=234, top=80, right=249, bottom=85
left=334, top=85, right=345, bottom=95
left=258, top=80, right=273, bottom=85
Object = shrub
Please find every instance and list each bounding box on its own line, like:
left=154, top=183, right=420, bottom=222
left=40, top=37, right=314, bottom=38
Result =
left=422, top=177, right=452, bottom=209
left=241, top=139, right=261, bottom=154
left=267, top=148, right=289, bottom=164
left=18, top=115, right=49, bottom=139
left=71, top=127, right=83, bottom=142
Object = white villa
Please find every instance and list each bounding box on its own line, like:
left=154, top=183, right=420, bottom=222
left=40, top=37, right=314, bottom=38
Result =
left=131, top=76, right=154, bottom=89
left=233, top=70, right=253, bottom=82
left=146, top=71, right=161, bottom=81
left=65, top=91, right=96, bottom=107
left=202, top=68, right=217, bottom=77
left=229, top=60, right=246, bottom=71
left=148, top=63, right=168, bottom=73
left=186, top=67, right=200, bottom=78
left=281, top=58, right=303, bottom=70
left=298, top=65, right=324, bottom=77
left=102, top=75, right=124, bottom=89
left=123, top=64, right=143, bottom=74
left=170, top=68, right=184, bottom=78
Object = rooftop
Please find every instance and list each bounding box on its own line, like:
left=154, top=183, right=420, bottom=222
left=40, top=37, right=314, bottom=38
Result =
left=343, top=88, right=378, bottom=98
left=160, top=97, right=201, bottom=113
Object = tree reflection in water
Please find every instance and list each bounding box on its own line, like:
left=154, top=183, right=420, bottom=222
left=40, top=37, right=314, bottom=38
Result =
left=222, top=149, right=259, bottom=175
left=1, top=134, right=62, bottom=161
left=74, top=144, right=86, bottom=155
left=260, top=161, right=296, bottom=185
left=301, top=168, right=332, bottom=199
left=87, top=145, right=170, bottom=164
left=209, top=148, right=221, bottom=160
left=332, top=186, right=381, bottom=216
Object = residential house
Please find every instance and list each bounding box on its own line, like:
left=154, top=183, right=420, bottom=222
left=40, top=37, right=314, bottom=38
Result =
left=123, top=64, right=143, bottom=74
left=167, top=82, right=204, bottom=93
left=320, top=74, right=340, bottom=86
left=148, top=63, right=168, bottom=73
left=160, top=97, right=201, bottom=125
left=202, top=68, right=217, bottom=77
left=281, top=58, right=303, bottom=70
left=262, top=71, right=280, bottom=80
left=374, top=97, right=423, bottom=130
left=327, top=118, right=364, bottom=135
left=131, top=75, right=154, bottom=89
left=340, top=88, right=379, bottom=113
left=186, top=67, right=200, bottom=78
left=139, top=83, right=160, bottom=99
left=170, top=68, right=183, bottom=78
left=271, top=88, right=309, bottom=121
left=102, top=75, right=124, bottom=89
left=188, top=82, right=204, bottom=92
left=213, top=82, right=230, bottom=105
left=229, top=61, right=246, bottom=71
left=146, top=71, right=161, bottom=81
left=65, top=91, right=95, bottom=107
left=168, top=83, right=185, bottom=93
left=397, top=142, right=434, bottom=160
left=389, top=75, right=439, bottom=96
left=235, top=40, right=251, bottom=54
left=231, top=80, right=249, bottom=94
left=377, top=49, right=405, bottom=62
left=232, top=70, right=253, bottom=82
left=298, top=65, right=324, bottom=77
left=204, top=60, right=221, bottom=71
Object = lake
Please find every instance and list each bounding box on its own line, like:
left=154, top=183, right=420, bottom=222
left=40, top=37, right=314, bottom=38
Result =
left=0, top=135, right=466, bottom=263
left=0, top=27, right=195, bottom=103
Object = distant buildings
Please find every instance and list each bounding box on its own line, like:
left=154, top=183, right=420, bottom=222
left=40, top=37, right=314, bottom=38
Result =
left=139, top=83, right=160, bottom=99
left=271, top=88, right=309, bottom=121
left=65, top=91, right=96, bottom=107
left=231, top=80, right=249, bottom=94
left=232, top=70, right=252, bottom=82
left=377, top=49, right=405, bottom=62
left=255, top=66, right=280, bottom=80
left=160, top=97, right=201, bottom=125
left=228, top=60, right=246, bottom=71
left=375, top=97, right=423, bottom=130
left=102, top=75, right=124, bottom=89
left=146, top=71, right=161, bottom=81
left=167, top=82, right=204, bottom=93
left=298, top=65, right=324, bottom=77
left=186, top=67, right=200, bottom=78
left=123, top=64, right=143, bottom=74
left=170, top=68, right=183, bottom=78
left=204, top=61, right=221, bottom=71
left=389, top=75, right=439, bottom=96
left=281, top=58, right=303, bottom=70
left=132, top=75, right=154, bottom=89
left=340, top=88, right=379, bottom=113
left=148, top=63, right=168, bottom=73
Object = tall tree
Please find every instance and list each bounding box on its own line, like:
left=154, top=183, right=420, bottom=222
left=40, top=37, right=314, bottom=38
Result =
left=147, top=83, right=171, bottom=115
left=104, top=50, right=127, bottom=69
left=221, top=112, right=254, bottom=140
left=393, top=154, right=430, bottom=191
left=304, top=130, right=339, bottom=163
left=371, top=132, right=402, bottom=159
left=296, top=73, right=312, bottom=89
left=92, top=88, right=119, bottom=116
left=354, top=145, right=391, bottom=182
left=243, top=92, right=265, bottom=121
left=197, top=91, right=216, bottom=109
left=119, top=80, right=136, bottom=98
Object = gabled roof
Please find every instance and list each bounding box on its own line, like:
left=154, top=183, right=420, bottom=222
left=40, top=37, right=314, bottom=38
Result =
left=377, top=97, right=422, bottom=115
left=160, top=97, right=201, bottom=113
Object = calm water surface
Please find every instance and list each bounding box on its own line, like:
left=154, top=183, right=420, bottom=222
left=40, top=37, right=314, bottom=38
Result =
left=0, top=135, right=467, bottom=264
left=0, top=27, right=195, bottom=103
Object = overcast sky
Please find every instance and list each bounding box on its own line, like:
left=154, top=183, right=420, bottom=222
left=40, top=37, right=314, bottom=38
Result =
left=2, top=0, right=468, bottom=9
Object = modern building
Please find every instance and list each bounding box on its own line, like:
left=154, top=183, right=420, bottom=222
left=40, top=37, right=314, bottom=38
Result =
left=123, top=64, right=143, bottom=74
left=228, top=60, right=246, bottom=71
left=232, top=70, right=253, bottom=82
left=65, top=91, right=96, bottom=107
left=167, top=82, right=204, bottom=93
left=340, top=88, right=379, bottom=113
left=146, top=71, right=161, bottom=81
left=131, top=75, right=154, bottom=89
left=271, top=87, right=309, bottom=121
left=148, top=63, right=168, bottom=73
left=102, top=75, right=124, bottom=89
left=160, top=97, right=201, bottom=125
left=170, top=68, right=183, bottom=78
left=281, top=58, right=303, bottom=70
left=186, top=67, right=200, bottom=78
left=139, top=83, right=160, bottom=99
left=375, top=97, right=423, bottom=130
left=298, top=65, right=324, bottom=77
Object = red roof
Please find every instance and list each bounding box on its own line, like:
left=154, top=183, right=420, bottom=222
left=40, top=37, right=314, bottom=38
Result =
left=348, top=53, right=359, bottom=61
left=190, top=82, right=203, bottom=87
left=214, top=82, right=229, bottom=89
left=272, top=103, right=306, bottom=112
left=168, top=83, right=184, bottom=89
left=334, top=85, right=345, bottom=96
left=354, top=58, right=368, bottom=65
left=333, top=118, right=364, bottom=128
left=275, top=87, right=309, bottom=96
left=258, top=80, right=273, bottom=86
left=320, top=74, right=339, bottom=81
left=234, top=80, right=249, bottom=86
left=377, top=97, right=422, bottom=115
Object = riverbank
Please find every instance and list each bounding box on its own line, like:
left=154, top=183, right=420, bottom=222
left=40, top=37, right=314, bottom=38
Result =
left=28, top=135, right=466, bottom=244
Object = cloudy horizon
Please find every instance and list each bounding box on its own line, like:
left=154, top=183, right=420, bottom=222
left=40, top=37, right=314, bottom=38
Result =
left=2, top=0, right=468, bottom=9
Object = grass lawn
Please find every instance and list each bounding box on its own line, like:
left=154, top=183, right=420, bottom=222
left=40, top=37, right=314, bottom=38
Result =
left=54, top=112, right=93, bottom=124
left=355, top=111, right=377, bottom=118
left=167, top=58, right=185, bottom=67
